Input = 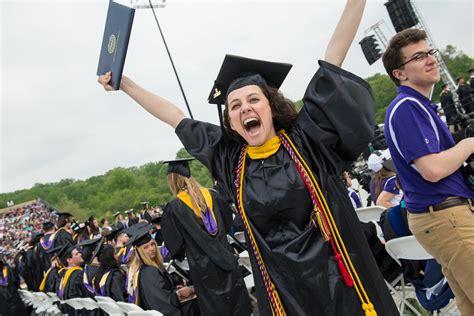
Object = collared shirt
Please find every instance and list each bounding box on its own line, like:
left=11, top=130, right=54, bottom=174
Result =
left=384, top=85, right=473, bottom=212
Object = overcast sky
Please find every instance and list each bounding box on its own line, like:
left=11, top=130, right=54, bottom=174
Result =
left=1, top=0, right=473, bottom=193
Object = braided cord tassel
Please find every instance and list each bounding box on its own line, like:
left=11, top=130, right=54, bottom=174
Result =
left=234, top=145, right=286, bottom=316
left=279, top=132, right=377, bottom=316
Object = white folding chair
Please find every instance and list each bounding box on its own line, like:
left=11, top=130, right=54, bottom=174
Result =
left=354, top=205, right=386, bottom=223
left=64, top=297, right=99, bottom=311
left=116, top=301, right=144, bottom=313
left=127, top=310, right=163, bottom=316
left=174, top=258, right=189, bottom=271
left=385, top=236, right=433, bottom=316
left=96, top=300, right=126, bottom=316
left=238, top=250, right=252, bottom=273
left=95, top=295, right=117, bottom=304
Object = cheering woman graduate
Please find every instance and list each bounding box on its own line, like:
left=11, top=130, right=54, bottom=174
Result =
left=99, top=0, right=397, bottom=314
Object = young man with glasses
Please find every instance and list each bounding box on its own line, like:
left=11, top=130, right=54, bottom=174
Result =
left=382, top=29, right=474, bottom=315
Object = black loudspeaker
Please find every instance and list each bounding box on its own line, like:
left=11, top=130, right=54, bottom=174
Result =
left=385, top=0, right=419, bottom=33
left=359, top=35, right=382, bottom=65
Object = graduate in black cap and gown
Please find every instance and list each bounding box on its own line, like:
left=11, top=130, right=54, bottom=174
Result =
left=161, top=158, right=251, bottom=316
left=80, top=237, right=102, bottom=295
left=92, top=243, right=127, bottom=301
left=127, top=225, right=200, bottom=316
left=23, top=231, right=45, bottom=291
left=39, top=221, right=56, bottom=272
left=52, top=212, right=75, bottom=248
left=98, top=1, right=398, bottom=315
left=39, top=245, right=66, bottom=293
left=0, top=253, right=27, bottom=316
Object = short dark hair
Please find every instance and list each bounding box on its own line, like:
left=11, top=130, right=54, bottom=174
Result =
left=382, top=29, right=428, bottom=85
left=223, top=85, right=298, bottom=142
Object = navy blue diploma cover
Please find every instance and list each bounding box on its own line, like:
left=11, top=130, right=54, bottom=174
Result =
left=97, top=1, right=135, bottom=90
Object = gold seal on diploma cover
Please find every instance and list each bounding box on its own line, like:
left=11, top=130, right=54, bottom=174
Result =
left=107, top=34, right=117, bottom=54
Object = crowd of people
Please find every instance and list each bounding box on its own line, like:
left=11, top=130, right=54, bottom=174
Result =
left=2, top=0, right=473, bottom=315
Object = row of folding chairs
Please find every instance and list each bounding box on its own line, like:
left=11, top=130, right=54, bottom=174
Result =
left=18, top=289, right=163, bottom=316
left=355, top=206, right=460, bottom=315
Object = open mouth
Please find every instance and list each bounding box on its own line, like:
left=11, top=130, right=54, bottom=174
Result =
left=243, top=117, right=261, bottom=135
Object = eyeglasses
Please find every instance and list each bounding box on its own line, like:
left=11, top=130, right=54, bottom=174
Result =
left=396, top=49, right=439, bottom=69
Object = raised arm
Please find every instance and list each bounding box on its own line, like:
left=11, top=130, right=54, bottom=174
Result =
left=324, top=0, right=366, bottom=67
left=98, top=72, right=186, bottom=129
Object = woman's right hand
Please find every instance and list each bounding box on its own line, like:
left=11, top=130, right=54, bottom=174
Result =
left=97, top=71, right=115, bottom=91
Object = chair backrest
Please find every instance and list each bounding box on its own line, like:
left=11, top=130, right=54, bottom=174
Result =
left=64, top=297, right=99, bottom=311
left=385, top=236, right=433, bottom=264
left=174, top=258, right=189, bottom=270
left=355, top=206, right=386, bottom=223
left=95, top=295, right=117, bottom=303
left=128, top=310, right=163, bottom=316
left=234, top=231, right=246, bottom=244
left=96, top=300, right=126, bottom=316
left=116, top=301, right=144, bottom=312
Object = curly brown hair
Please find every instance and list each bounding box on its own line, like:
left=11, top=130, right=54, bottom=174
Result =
left=382, top=29, right=427, bottom=85
left=223, top=85, right=298, bottom=142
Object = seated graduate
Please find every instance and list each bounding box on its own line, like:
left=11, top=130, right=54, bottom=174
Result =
left=127, top=224, right=200, bottom=316
left=79, top=237, right=102, bottom=295
left=40, top=245, right=66, bottom=293
left=56, top=245, right=92, bottom=313
left=0, top=253, right=27, bottom=316
left=51, top=212, right=75, bottom=248
left=92, top=244, right=126, bottom=301
left=161, top=158, right=251, bottom=316
left=109, top=222, right=133, bottom=265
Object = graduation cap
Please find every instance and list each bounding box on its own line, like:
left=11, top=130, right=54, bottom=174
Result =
left=42, top=221, right=54, bottom=231
left=113, top=211, right=121, bottom=218
left=56, top=211, right=73, bottom=221
left=143, top=210, right=162, bottom=225
left=46, top=245, right=65, bottom=257
left=141, top=201, right=149, bottom=206
left=125, top=223, right=154, bottom=248
left=30, top=231, right=45, bottom=243
left=91, top=238, right=105, bottom=262
left=58, top=245, right=78, bottom=267
left=79, top=237, right=101, bottom=248
left=468, top=68, right=474, bottom=74
left=163, top=158, right=194, bottom=178
left=108, top=222, right=126, bottom=241
left=208, top=54, right=292, bottom=126
left=125, top=209, right=134, bottom=214
left=124, top=221, right=150, bottom=237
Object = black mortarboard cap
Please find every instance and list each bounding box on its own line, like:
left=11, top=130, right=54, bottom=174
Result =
left=108, top=222, right=126, bottom=241
left=91, top=238, right=105, bottom=262
left=163, top=158, right=194, bottom=178
left=30, top=231, right=45, bottom=243
left=56, top=211, right=73, bottom=221
left=141, top=201, right=149, bottom=205
left=124, top=221, right=150, bottom=237
left=125, top=224, right=153, bottom=248
left=43, top=221, right=54, bottom=230
left=125, top=209, right=134, bottom=214
left=113, top=211, right=121, bottom=217
left=468, top=68, right=474, bottom=73
left=79, top=237, right=101, bottom=248
left=208, top=54, right=292, bottom=106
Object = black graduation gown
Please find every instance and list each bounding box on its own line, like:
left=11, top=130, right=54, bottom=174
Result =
left=58, top=268, right=93, bottom=316
left=84, top=264, right=99, bottom=295
left=175, top=60, right=398, bottom=316
left=137, top=265, right=199, bottom=316
left=0, top=264, right=26, bottom=316
left=440, top=90, right=457, bottom=124
left=99, top=269, right=126, bottom=302
left=162, top=191, right=252, bottom=316
left=24, top=246, right=43, bottom=291
left=53, top=228, right=74, bottom=248
left=43, top=266, right=62, bottom=293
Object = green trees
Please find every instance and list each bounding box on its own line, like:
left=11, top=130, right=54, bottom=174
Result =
left=0, top=149, right=213, bottom=221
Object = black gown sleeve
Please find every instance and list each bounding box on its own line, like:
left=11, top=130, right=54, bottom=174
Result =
left=161, top=203, right=186, bottom=261
left=139, top=266, right=181, bottom=315
left=212, top=191, right=234, bottom=235
left=297, top=60, right=375, bottom=164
